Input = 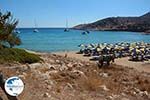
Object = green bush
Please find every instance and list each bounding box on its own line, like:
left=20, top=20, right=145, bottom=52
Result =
left=0, top=48, right=42, bottom=64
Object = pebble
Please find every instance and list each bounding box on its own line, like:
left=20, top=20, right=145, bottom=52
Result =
left=43, top=92, right=51, bottom=98
left=100, top=85, right=109, bottom=91
left=59, top=65, right=68, bottom=71
left=99, top=72, right=109, bottom=78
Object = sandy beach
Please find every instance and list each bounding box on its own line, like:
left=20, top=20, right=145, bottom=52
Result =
left=54, top=51, right=150, bottom=73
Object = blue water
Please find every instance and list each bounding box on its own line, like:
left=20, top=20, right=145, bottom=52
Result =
left=17, top=28, right=150, bottom=52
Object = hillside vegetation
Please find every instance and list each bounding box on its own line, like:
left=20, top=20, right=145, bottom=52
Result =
left=74, top=12, right=150, bottom=33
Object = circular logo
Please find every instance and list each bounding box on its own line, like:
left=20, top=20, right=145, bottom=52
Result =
left=4, top=76, right=24, bottom=96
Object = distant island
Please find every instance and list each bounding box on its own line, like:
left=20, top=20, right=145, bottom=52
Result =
left=73, top=12, right=150, bottom=34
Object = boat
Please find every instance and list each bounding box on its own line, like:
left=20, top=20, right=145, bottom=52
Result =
left=81, top=23, right=90, bottom=35
left=33, top=29, right=39, bottom=33
left=64, top=19, right=69, bottom=32
left=33, top=20, right=39, bottom=33
left=14, top=28, right=21, bottom=34
left=16, top=30, right=20, bottom=34
left=82, top=31, right=86, bottom=35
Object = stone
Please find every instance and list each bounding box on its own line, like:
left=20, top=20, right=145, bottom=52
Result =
left=121, top=98, right=129, bottom=100
left=43, top=92, right=51, bottom=98
left=71, top=70, right=87, bottom=79
left=67, top=63, right=73, bottom=68
left=28, top=63, right=42, bottom=69
left=46, top=85, right=52, bottom=90
left=99, top=72, right=109, bottom=78
left=49, top=70, right=58, bottom=76
left=66, top=83, right=73, bottom=89
left=59, top=65, right=68, bottom=71
left=100, top=85, right=109, bottom=91
left=18, top=74, right=26, bottom=80
left=45, top=80, right=54, bottom=85
left=40, top=73, right=50, bottom=80
left=56, top=60, right=60, bottom=63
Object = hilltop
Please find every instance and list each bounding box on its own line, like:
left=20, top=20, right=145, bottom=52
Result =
left=73, top=12, right=150, bottom=34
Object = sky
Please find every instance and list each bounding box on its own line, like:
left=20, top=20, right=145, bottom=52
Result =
left=0, top=0, right=150, bottom=28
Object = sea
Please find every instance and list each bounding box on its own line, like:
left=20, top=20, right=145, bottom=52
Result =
left=17, top=28, right=150, bottom=52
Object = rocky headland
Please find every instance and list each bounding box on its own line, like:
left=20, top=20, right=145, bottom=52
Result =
left=74, top=12, right=150, bottom=34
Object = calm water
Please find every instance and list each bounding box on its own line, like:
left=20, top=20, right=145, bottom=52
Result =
left=17, top=28, right=150, bottom=52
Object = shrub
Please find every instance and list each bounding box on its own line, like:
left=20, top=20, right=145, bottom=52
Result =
left=0, top=48, right=42, bottom=64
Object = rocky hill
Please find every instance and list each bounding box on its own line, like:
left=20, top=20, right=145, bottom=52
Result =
left=73, top=12, right=150, bottom=33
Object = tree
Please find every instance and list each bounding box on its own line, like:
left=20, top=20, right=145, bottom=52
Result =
left=0, top=11, right=21, bottom=48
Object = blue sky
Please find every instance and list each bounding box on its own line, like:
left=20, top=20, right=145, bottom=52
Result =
left=0, top=0, right=150, bottom=28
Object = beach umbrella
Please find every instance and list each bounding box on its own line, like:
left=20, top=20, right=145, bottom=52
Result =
left=136, top=49, right=140, bottom=53
left=97, top=48, right=101, bottom=52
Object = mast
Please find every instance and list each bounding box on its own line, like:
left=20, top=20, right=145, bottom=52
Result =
left=66, top=19, right=68, bottom=29
left=34, top=19, right=37, bottom=29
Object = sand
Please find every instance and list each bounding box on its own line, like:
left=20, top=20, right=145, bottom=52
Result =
left=54, top=51, right=150, bottom=73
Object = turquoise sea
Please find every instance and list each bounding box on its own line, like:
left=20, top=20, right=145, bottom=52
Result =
left=17, top=28, right=150, bottom=52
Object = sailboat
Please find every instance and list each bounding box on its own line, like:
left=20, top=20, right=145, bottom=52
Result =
left=81, top=22, right=90, bottom=35
left=64, top=19, right=69, bottom=32
left=33, top=20, right=39, bottom=33
left=14, top=29, right=21, bottom=34
left=14, top=26, right=21, bottom=33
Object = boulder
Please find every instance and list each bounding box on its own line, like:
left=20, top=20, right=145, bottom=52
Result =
left=28, top=63, right=42, bottom=69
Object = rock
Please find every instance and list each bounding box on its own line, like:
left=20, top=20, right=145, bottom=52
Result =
left=67, top=63, right=73, bottom=68
left=99, top=72, right=109, bottom=78
left=19, top=65, right=29, bottom=72
left=55, top=60, right=60, bottom=63
left=46, top=85, right=52, bottom=90
left=46, top=64, right=56, bottom=70
left=71, top=70, right=87, bottom=79
left=59, top=65, right=68, bottom=71
left=45, top=80, right=54, bottom=85
left=43, top=92, right=51, bottom=98
left=100, top=85, right=109, bottom=91
left=78, top=62, right=83, bottom=67
left=49, top=59, right=55, bottom=63
left=107, top=96, right=113, bottom=100
left=66, top=83, right=73, bottom=89
left=40, top=73, right=50, bottom=80
left=18, top=74, right=26, bottom=80
left=121, top=98, right=129, bottom=100
left=28, top=63, right=42, bottom=69
left=49, top=70, right=58, bottom=76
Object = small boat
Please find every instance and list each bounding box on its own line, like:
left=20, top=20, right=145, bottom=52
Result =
left=81, top=30, right=90, bottom=35
left=64, top=19, right=69, bottom=32
left=33, top=29, right=39, bottom=33
left=16, top=30, right=20, bottom=34
left=82, top=31, right=87, bottom=35
left=86, top=30, right=90, bottom=34
left=14, top=27, right=21, bottom=33
left=64, top=28, right=69, bottom=32
left=33, top=19, right=39, bottom=33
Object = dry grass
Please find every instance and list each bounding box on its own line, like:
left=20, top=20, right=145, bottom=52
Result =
left=77, top=72, right=102, bottom=91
